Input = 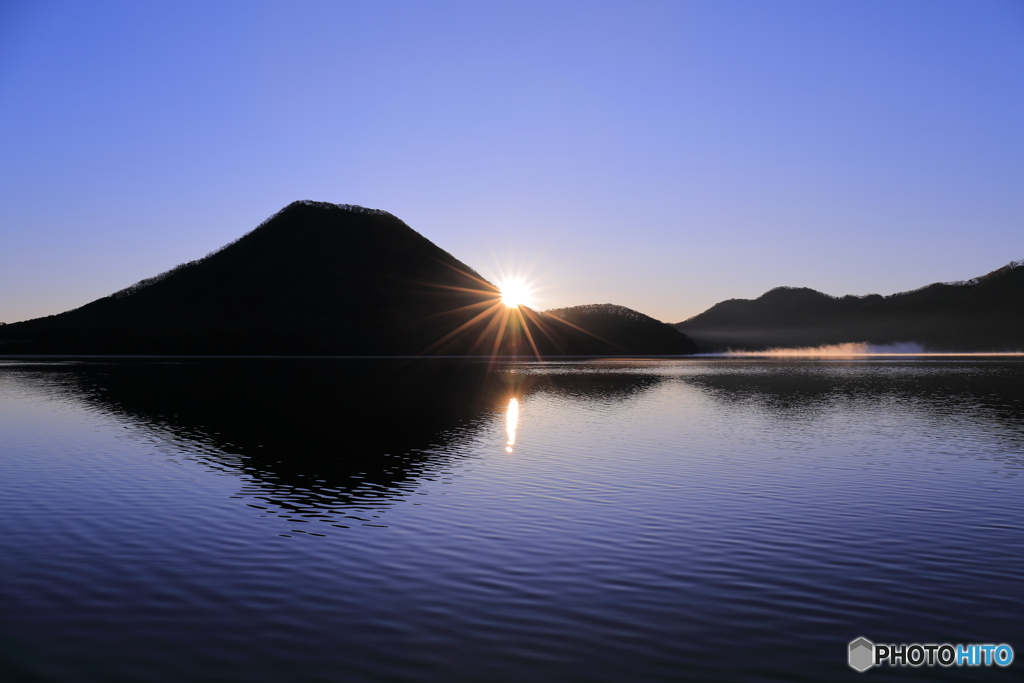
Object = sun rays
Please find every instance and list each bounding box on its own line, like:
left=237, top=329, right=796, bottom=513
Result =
left=497, top=278, right=534, bottom=309
left=416, top=259, right=617, bottom=361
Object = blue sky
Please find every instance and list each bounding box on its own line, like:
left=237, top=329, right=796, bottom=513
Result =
left=2, top=0, right=1022, bottom=324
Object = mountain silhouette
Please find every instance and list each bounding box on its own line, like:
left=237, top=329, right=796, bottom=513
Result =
left=547, top=304, right=697, bottom=355
left=676, top=261, right=1024, bottom=352
left=0, top=201, right=696, bottom=356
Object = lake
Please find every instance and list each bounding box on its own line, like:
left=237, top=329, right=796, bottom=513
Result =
left=1, top=358, right=1021, bottom=682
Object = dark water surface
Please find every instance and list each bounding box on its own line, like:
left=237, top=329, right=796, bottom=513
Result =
left=1, top=358, right=1022, bottom=682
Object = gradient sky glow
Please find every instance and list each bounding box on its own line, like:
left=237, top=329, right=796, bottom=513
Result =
left=2, top=0, right=1023, bottom=324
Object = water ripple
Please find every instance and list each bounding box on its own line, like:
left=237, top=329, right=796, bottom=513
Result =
left=1, top=359, right=1022, bottom=682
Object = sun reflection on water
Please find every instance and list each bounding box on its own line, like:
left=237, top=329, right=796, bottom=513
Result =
left=506, top=397, right=519, bottom=453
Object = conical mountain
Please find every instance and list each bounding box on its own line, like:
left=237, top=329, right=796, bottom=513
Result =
left=0, top=201, right=696, bottom=356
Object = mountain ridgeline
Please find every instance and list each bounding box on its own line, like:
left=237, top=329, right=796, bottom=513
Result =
left=676, top=261, right=1024, bottom=352
left=0, top=201, right=696, bottom=356
left=547, top=304, right=697, bottom=355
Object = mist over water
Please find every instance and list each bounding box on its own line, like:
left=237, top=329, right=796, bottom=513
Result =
left=1, top=358, right=1022, bottom=682
left=713, top=341, right=1024, bottom=356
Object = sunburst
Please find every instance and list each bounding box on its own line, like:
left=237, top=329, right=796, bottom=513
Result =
left=497, top=278, right=534, bottom=309
left=418, top=262, right=615, bottom=361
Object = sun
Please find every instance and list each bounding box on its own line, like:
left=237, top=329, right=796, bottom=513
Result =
left=498, top=278, right=533, bottom=308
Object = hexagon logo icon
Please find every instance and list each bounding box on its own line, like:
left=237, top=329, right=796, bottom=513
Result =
left=849, top=637, right=874, bottom=672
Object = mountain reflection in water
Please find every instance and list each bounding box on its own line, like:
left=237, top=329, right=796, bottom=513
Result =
left=676, top=360, right=1024, bottom=467
left=2, top=358, right=1022, bottom=683
left=18, top=360, right=503, bottom=529
left=9, top=360, right=664, bottom=532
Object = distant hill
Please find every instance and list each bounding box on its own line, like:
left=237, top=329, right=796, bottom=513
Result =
left=0, top=201, right=696, bottom=356
left=676, top=261, right=1024, bottom=352
left=547, top=304, right=697, bottom=355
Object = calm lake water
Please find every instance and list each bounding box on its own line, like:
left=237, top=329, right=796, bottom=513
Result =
left=1, top=358, right=1021, bottom=682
